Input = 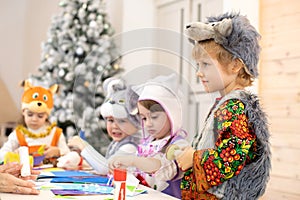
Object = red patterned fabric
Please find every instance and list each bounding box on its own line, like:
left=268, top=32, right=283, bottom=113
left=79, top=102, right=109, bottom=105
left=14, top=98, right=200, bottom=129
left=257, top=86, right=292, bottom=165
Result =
left=180, top=99, right=257, bottom=199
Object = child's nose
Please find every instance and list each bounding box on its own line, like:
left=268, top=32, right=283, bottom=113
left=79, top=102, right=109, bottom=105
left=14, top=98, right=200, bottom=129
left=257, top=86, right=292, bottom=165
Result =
left=145, top=119, right=153, bottom=127
left=196, top=71, right=204, bottom=78
left=32, top=115, right=39, bottom=121
left=111, top=121, right=119, bottom=128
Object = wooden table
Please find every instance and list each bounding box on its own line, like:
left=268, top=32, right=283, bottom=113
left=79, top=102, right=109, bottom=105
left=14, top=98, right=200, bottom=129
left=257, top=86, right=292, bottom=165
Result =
left=0, top=184, right=180, bottom=200
left=0, top=166, right=180, bottom=199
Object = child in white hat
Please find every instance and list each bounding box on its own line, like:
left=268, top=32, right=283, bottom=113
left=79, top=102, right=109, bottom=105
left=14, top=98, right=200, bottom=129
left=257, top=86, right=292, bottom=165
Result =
left=109, top=74, right=189, bottom=199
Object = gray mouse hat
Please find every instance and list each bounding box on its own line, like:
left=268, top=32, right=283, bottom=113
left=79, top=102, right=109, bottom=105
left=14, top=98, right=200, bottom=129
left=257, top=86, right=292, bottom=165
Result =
left=100, top=78, right=140, bottom=128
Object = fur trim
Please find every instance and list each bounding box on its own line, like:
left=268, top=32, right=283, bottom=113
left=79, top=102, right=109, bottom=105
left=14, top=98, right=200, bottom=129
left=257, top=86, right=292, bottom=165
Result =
left=209, top=91, right=271, bottom=199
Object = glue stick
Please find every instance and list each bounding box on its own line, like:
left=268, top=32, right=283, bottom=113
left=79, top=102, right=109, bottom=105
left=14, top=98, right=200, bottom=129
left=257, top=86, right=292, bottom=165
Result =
left=19, top=146, right=31, bottom=177
left=113, top=168, right=127, bottom=200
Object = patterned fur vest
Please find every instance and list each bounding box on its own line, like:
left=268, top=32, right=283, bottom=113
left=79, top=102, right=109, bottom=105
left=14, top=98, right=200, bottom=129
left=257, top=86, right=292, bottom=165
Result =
left=193, top=90, right=271, bottom=199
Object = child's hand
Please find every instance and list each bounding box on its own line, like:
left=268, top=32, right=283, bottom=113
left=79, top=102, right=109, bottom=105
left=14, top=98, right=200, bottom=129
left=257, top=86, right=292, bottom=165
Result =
left=109, top=156, right=161, bottom=174
left=108, top=155, right=133, bottom=170
left=176, top=146, right=195, bottom=171
left=68, top=136, right=86, bottom=151
left=44, top=146, right=60, bottom=158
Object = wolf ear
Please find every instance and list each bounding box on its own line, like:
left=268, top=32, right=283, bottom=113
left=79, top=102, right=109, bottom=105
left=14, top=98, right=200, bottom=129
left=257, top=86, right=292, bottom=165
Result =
left=103, top=78, right=126, bottom=98
left=20, top=80, right=33, bottom=92
left=49, top=84, right=59, bottom=94
left=213, top=18, right=233, bottom=37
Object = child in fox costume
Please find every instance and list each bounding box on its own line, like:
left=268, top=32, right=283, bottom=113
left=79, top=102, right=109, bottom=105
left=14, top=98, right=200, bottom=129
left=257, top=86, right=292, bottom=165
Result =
left=174, top=12, right=271, bottom=199
left=0, top=80, right=70, bottom=163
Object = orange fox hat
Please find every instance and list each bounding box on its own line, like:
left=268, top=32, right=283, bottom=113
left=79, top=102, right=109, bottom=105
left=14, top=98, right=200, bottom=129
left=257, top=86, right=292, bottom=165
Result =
left=21, top=80, right=59, bottom=115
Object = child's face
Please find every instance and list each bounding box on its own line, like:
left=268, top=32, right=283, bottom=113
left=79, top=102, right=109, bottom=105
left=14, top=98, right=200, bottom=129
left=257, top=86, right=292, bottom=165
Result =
left=195, top=50, right=237, bottom=95
left=22, top=109, right=48, bottom=130
left=105, top=116, right=138, bottom=142
left=138, top=103, right=171, bottom=140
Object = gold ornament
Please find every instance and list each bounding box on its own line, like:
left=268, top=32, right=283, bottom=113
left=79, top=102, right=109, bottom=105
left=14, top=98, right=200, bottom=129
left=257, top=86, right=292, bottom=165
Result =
left=16, top=123, right=57, bottom=139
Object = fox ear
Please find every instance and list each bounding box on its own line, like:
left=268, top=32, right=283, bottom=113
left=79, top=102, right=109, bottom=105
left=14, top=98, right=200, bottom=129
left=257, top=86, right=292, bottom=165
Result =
left=49, top=84, right=59, bottom=94
left=20, top=80, right=33, bottom=91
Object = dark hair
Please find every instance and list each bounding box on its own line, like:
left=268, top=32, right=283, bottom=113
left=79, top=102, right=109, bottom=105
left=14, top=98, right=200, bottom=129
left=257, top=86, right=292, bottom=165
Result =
left=138, top=100, right=165, bottom=112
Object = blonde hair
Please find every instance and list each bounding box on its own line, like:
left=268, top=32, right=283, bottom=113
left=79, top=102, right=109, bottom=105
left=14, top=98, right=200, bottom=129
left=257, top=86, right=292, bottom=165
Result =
left=192, top=40, right=253, bottom=87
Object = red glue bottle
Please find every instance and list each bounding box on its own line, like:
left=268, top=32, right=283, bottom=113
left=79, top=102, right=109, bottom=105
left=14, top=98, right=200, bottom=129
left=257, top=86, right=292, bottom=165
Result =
left=113, top=169, right=127, bottom=200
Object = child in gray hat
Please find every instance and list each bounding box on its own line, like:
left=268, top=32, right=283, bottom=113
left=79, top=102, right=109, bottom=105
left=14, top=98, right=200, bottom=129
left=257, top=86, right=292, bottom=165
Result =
left=176, top=12, right=271, bottom=199
left=67, top=78, right=141, bottom=174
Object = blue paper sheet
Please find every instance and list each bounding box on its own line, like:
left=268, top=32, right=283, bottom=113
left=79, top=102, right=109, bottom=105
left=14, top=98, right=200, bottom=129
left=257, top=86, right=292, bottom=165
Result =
left=37, top=170, right=109, bottom=184
left=51, top=184, right=113, bottom=195
left=50, top=176, right=109, bottom=184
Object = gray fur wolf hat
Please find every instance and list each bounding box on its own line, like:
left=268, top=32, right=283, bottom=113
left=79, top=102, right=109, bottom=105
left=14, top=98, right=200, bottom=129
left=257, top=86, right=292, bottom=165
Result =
left=185, top=12, right=261, bottom=78
left=100, top=77, right=140, bottom=128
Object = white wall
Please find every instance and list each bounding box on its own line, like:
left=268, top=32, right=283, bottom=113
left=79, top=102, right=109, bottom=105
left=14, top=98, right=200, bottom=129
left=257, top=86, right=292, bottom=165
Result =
left=223, top=0, right=259, bottom=29
left=0, top=0, right=60, bottom=116
left=0, top=1, right=27, bottom=108
left=114, top=0, right=157, bottom=79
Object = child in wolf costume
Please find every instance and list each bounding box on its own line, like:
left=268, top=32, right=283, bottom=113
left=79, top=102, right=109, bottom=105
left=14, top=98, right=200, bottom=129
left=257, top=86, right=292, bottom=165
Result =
left=173, top=12, right=271, bottom=199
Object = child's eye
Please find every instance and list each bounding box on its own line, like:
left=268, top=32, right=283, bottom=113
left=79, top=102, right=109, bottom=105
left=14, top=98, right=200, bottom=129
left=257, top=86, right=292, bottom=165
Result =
left=197, top=62, right=210, bottom=71
left=38, top=113, right=46, bottom=118
left=32, top=92, right=39, bottom=99
left=202, top=62, right=209, bottom=67
left=117, top=119, right=127, bottom=123
left=106, top=119, right=114, bottom=123
left=150, top=112, right=159, bottom=119
left=150, top=115, right=158, bottom=120
left=43, top=95, right=48, bottom=101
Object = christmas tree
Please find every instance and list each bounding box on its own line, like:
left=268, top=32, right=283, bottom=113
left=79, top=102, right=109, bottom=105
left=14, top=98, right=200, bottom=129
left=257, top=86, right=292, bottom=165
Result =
left=31, top=0, right=121, bottom=153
